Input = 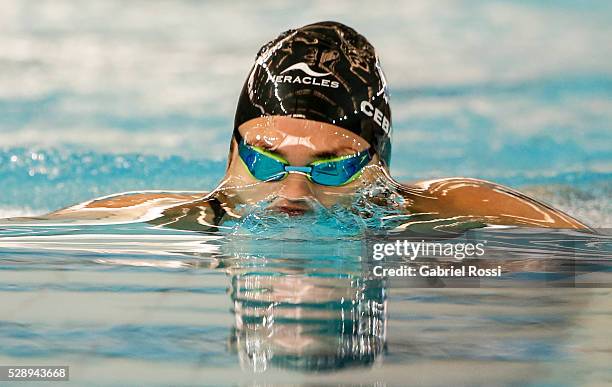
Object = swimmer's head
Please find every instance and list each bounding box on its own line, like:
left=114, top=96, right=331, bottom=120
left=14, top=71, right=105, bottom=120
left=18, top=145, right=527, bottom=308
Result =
left=222, top=21, right=393, bottom=214
left=233, top=20, right=392, bottom=166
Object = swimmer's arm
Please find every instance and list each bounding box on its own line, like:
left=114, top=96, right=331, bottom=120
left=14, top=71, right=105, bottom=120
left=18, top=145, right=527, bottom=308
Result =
left=0, top=191, right=207, bottom=225
left=146, top=198, right=231, bottom=231
left=412, top=178, right=591, bottom=230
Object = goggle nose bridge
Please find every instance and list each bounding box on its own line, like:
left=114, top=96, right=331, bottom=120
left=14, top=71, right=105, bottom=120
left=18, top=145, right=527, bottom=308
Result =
left=283, top=166, right=313, bottom=174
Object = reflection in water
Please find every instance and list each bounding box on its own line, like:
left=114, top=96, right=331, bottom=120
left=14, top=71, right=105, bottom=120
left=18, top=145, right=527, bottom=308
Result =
left=220, top=231, right=387, bottom=372
left=228, top=268, right=386, bottom=372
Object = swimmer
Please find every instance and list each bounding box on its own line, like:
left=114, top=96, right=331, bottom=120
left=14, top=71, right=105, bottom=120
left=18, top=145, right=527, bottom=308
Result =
left=3, top=21, right=590, bottom=231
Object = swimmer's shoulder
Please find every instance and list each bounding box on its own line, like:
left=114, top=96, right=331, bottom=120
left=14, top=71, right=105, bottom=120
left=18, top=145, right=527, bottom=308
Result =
left=8, top=191, right=210, bottom=225
left=412, top=177, right=514, bottom=196
left=408, top=177, right=590, bottom=230
left=68, top=190, right=206, bottom=211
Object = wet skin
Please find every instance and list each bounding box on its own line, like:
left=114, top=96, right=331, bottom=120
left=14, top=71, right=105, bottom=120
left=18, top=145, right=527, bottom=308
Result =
left=5, top=116, right=590, bottom=231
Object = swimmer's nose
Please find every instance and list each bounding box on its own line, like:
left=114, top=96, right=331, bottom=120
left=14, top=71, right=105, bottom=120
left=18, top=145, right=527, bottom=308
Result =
left=270, top=174, right=316, bottom=216
left=278, top=173, right=316, bottom=199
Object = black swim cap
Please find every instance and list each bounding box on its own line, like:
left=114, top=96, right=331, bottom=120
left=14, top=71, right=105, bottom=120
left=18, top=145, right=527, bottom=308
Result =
left=233, top=21, right=392, bottom=166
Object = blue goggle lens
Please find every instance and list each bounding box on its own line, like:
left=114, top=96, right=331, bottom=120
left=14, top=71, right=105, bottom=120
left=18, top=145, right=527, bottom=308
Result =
left=238, top=143, right=286, bottom=182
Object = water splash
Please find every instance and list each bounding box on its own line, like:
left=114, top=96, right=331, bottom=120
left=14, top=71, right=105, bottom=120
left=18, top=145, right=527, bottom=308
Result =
left=219, top=180, right=412, bottom=239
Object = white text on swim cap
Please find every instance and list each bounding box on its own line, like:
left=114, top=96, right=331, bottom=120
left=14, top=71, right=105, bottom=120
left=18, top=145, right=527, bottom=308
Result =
left=360, top=100, right=390, bottom=134
left=269, top=62, right=340, bottom=89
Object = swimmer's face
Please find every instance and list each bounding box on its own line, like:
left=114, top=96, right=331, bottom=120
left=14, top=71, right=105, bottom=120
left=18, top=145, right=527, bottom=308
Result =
left=223, top=116, right=382, bottom=215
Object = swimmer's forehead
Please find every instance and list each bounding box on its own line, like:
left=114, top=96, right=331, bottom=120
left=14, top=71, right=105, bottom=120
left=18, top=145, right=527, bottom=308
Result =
left=238, top=116, right=370, bottom=155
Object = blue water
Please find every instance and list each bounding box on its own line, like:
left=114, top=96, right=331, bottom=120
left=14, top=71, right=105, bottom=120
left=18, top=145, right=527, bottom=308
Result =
left=0, top=0, right=611, bottom=385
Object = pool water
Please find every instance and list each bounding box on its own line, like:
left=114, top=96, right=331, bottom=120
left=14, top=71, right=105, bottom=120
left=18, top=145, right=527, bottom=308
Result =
left=0, top=221, right=611, bottom=385
left=1, top=0, right=611, bottom=385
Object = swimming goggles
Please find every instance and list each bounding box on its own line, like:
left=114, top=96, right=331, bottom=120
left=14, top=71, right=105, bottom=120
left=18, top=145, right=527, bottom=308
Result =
left=235, top=131, right=374, bottom=186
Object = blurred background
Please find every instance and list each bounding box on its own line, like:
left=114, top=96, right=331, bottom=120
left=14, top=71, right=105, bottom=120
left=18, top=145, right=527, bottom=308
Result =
left=0, top=0, right=610, bottom=225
